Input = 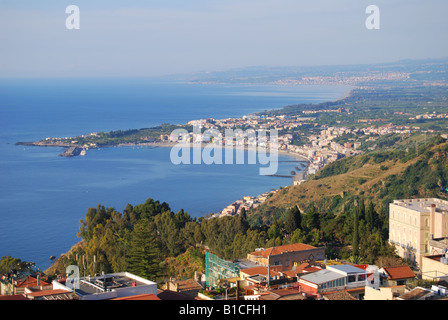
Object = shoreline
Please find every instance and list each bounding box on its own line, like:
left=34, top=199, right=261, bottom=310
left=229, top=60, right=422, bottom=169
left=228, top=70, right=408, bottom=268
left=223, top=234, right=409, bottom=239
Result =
left=11, top=84, right=352, bottom=270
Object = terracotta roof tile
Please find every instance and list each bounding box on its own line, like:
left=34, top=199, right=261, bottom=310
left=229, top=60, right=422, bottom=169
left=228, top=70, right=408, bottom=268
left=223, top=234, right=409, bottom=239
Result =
left=249, top=243, right=316, bottom=258
left=16, top=276, right=50, bottom=288
left=241, top=266, right=280, bottom=277
left=383, top=265, right=416, bottom=280
left=112, top=294, right=160, bottom=300
left=0, top=294, right=28, bottom=300
left=26, top=289, right=71, bottom=297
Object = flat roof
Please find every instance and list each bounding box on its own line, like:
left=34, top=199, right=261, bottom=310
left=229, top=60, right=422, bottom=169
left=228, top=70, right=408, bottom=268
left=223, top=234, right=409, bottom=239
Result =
left=327, top=264, right=366, bottom=274
left=235, top=259, right=261, bottom=269
left=392, top=198, right=448, bottom=213
left=299, top=269, right=344, bottom=285
left=75, top=273, right=154, bottom=296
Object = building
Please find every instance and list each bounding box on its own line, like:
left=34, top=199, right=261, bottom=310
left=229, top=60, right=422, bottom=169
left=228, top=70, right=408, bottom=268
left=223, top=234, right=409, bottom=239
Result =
left=389, top=198, right=448, bottom=267
left=111, top=294, right=160, bottom=300
left=297, top=264, right=367, bottom=299
left=395, top=287, right=435, bottom=300
left=379, top=265, right=416, bottom=286
left=428, top=237, right=448, bottom=255
left=205, top=251, right=241, bottom=288
left=364, top=285, right=407, bottom=300
left=421, top=252, right=448, bottom=282
left=250, top=287, right=306, bottom=301
left=162, top=279, right=203, bottom=299
left=54, top=272, right=157, bottom=301
left=0, top=275, right=51, bottom=296
left=24, top=288, right=78, bottom=300
left=246, top=243, right=325, bottom=270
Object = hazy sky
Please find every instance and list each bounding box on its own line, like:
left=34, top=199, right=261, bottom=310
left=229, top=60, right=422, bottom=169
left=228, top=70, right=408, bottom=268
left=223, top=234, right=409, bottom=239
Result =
left=0, top=0, right=447, bottom=77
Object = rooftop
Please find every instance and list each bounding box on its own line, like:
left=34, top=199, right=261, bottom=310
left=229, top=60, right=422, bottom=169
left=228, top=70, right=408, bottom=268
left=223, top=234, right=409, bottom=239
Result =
left=26, top=289, right=78, bottom=300
left=397, top=287, right=433, bottom=300
left=111, top=294, right=160, bottom=300
left=327, top=264, right=366, bottom=275
left=382, top=265, right=416, bottom=280
left=0, top=294, right=28, bottom=300
left=299, top=269, right=344, bottom=285
left=259, top=288, right=306, bottom=300
left=74, top=272, right=155, bottom=296
left=392, top=198, right=448, bottom=213
left=15, top=276, right=50, bottom=288
left=249, top=243, right=317, bottom=258
left=240, top=266, right=281, bottom=277
left=322, top=290, right=357, bottom=300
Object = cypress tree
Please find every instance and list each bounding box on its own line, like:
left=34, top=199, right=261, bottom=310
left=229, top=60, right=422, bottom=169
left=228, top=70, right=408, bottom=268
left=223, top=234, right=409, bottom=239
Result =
left=285, top=205, right=302, bottom=234
left=352, top=206, right=359, bottom=258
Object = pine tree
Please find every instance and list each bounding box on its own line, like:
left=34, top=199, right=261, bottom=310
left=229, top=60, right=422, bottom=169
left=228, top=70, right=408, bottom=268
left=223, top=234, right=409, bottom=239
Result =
left=127, top=218, right=161, bottom=280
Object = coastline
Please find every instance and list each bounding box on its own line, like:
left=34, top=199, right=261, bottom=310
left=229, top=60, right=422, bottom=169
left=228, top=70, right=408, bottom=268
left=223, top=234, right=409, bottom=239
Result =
left=9, top=83, right=355, bottom=270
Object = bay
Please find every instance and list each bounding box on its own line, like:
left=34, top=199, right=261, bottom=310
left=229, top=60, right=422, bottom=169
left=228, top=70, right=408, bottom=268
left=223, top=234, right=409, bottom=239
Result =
left=0, top=78, right=351, bottom=269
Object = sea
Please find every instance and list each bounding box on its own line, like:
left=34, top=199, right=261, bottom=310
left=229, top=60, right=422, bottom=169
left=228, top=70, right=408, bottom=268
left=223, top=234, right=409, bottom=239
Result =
left=0, top=78, right=351, bottom=270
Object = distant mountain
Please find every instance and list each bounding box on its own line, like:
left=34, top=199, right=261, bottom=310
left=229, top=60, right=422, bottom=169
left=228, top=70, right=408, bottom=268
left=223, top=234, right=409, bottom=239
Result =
left=163, top=56, right=448, bottom=85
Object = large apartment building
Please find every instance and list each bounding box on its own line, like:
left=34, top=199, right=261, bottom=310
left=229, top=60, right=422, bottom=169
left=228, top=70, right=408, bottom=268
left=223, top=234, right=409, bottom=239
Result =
left=389, top=198, right=448, bottom=267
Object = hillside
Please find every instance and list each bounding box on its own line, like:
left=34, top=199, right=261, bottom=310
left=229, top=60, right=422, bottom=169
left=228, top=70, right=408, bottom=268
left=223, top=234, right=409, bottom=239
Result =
left=248, top=134, right=448, bottom=226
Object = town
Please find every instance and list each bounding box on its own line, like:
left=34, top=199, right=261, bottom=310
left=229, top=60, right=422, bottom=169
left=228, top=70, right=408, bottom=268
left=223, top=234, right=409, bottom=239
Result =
left=182, top=111, right=433, bottom=219
left=5, top=83, right=448, bottom=303
left=1, top=197, right=447, bottom=301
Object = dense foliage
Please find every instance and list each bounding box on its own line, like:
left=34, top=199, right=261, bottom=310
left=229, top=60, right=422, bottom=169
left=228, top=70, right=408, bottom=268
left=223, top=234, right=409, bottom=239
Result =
left=46, top=191, right=398, bottom=282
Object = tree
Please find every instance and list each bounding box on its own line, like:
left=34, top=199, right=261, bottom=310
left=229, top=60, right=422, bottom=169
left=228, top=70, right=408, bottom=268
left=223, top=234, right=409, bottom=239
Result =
left=268, top=218, right=281, bottom=240
left=285, top=205, right=302, bottom=234
left=154, top=211, right=182, bottom=256
left=0, top=256, right=34, bottom=275
left=352, top=206, right=359, bottom=258
left=126, top=219, right=162, bottom=280
left=365, top=201, right=377, bottom=230
left=238, top=207, right=250, bottom=234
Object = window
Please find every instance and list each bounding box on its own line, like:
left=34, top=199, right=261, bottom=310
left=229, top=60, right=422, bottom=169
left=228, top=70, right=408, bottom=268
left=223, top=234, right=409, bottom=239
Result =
left=348, top=275, right=356, bottom=283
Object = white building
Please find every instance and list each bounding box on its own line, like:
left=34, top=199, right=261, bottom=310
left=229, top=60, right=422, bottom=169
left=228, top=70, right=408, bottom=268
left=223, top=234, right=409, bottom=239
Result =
left=389, top=198, right=448, bottom=267
left=53, top=272, right=158, bottom=301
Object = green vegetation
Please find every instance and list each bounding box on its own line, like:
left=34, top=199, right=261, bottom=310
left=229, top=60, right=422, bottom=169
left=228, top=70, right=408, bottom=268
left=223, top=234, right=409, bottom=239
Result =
left=247, top=135, right=448, bottom=262
left=260, top=85, right=448, bottom=127
left=74, top=124, right=191, bottom=147
left=46, top=198, right=266, bottom=282
left=0, top=256, right=36, bottom=275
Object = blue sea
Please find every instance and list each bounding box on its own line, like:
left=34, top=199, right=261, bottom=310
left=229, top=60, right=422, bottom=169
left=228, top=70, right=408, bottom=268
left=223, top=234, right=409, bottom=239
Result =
left=0, top=78, right=351, bottom=270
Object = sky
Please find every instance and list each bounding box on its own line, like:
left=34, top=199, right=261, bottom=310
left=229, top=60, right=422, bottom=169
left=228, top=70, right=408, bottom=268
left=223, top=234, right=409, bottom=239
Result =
left=0, top=0, right=447, bottom=77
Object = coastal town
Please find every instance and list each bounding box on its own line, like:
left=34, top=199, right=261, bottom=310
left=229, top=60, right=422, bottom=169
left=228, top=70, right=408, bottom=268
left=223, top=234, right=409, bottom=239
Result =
left=2, top=196, right=448, bottom=302
left=17, top=107, right=437, bottom=220
left=181, top=111, right=431, bottom=219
